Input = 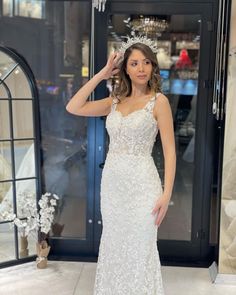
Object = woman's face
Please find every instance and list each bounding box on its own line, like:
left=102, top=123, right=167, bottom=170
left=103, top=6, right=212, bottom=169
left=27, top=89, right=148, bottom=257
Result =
left=125, top=49, right=153, bottom=86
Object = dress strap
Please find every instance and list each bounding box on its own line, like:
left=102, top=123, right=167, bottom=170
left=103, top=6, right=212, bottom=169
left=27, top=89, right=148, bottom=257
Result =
left=144, top=92, right=161, bottom=113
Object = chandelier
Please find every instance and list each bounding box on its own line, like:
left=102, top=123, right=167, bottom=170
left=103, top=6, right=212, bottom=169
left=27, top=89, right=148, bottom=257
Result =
left=125, top=16, right=169, bottom=37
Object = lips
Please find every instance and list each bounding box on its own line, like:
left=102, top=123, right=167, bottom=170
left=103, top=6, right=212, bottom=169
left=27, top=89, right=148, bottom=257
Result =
left=137, top=75, right=147, bottom=79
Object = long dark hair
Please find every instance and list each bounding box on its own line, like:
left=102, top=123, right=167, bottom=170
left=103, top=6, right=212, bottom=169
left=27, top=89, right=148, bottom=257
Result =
left=112, top=42, right=162, bottom=102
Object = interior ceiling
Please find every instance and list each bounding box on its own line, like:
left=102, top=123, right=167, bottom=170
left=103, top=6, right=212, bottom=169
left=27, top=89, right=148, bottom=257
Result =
left=111, top=14, right=201, bottom=35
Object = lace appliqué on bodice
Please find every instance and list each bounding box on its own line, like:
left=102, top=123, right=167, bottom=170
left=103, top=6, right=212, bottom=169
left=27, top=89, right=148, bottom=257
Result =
left=106, top=94, right=160, bottom=156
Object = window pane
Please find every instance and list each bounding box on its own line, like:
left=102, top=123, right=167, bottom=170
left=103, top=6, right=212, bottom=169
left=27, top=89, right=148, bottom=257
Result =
left=0, top=101, right=11, bottom=140
left=3, top=0, right=13, bottom=17
left=12, top=100, right=34, bottom=138
left=4, top=66, right=33, bottom=99
left=15, top=0, right=45, bottom=19
left=0, top=83, right=9, bottom=98
left=0, top=181, right=13, bottom=221
left=14, top=141, right=35, bottom=179
left=0, top=141, right=12, bottom=181
left=16, top=179, right=36, bottom=216
left=15, top=179, right=37, bottom=258
left=0, top=223, right=15, bottom=262
left=17, top=231, right=36, bottom=259
left=0, top=52, right=18, bottom=92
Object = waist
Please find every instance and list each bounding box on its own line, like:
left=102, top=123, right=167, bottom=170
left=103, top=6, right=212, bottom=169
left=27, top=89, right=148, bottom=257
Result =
left=107, top=149, right=153, bottom=159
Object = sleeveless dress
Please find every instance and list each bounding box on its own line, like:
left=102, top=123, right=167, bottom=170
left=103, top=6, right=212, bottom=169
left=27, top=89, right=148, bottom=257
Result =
left=93, top=93, right=165, bottom=295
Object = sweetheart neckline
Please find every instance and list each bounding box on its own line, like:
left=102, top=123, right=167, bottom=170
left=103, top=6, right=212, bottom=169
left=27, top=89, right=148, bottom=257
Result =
left=113, top=95, right=156, bottom=118
left=113, top=108, right=158, bottom=125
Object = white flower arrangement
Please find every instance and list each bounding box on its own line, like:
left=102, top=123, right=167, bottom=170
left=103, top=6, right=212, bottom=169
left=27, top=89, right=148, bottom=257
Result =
left=38, top=192, right=59, bottom=238
left=0, top=190, right=59, bottom=241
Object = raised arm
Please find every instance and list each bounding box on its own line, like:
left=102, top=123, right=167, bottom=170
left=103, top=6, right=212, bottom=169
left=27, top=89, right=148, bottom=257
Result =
left=66, top=52, right=123, bottom=117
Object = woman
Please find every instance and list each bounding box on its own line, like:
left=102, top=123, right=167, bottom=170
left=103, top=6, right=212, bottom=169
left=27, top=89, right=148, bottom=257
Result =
left=66, top=37, right=176, bottom=295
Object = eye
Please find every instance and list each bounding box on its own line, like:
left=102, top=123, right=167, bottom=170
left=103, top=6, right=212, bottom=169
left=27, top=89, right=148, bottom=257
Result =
left=130, top=62, right=137, bottom=67
left=145, top=60, right=151, bottom=65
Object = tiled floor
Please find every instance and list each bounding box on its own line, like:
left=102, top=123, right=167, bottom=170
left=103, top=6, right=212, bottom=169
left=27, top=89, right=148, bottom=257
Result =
left=0, top=261, right=236, bottom=295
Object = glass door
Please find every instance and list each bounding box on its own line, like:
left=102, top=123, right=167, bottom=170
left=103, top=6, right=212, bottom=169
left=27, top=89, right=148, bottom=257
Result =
left=94, top=2, right=216, bottom=264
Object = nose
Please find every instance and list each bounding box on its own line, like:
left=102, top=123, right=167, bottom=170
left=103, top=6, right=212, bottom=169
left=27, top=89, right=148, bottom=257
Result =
left=138, top=62, right=144, bottom=72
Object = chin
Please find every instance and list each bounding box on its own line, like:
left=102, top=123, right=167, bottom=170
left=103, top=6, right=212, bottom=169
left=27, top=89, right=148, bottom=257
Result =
left=135, top=80, right=149, bottom=86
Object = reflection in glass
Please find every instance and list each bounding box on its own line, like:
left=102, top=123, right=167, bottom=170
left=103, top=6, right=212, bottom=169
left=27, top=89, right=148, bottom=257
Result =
left=17, top=231, right=36, bottom=259
left=15, top=0, right=45, bottom=19
left=3, top=0, right=13, bottom=17
left=4, top=66, right=33, bottom=99
left=107, top=14, right=201, bottom=241
left=0, top=101, right=10, bottom=139
left=15, top=179, right=37, bottom=258
left=36, top=1, right=90, bottom=239
left=0, top=85, right=8, bottom=98
left=0, top=52, right=17, bottom=83
left=12, top=100, right=34, bottom=138
left=43, top=134, right=87, bottom=238
left=0, top=141, right=12, bottom=181
left=0, top=181, right=13, bottom=220
left=16, top=179, right=36, bottom=217
left=0, top=224, right=15, bottom=262
left=1, top=1, right=90, bottom=240
left=14, top=141, right=35, bottom=179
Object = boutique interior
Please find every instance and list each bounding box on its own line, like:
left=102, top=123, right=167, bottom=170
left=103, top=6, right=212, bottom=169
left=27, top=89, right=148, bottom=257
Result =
left=0, top=2, right=236, bottom=295
left=0, top=9, right=202, bottom=264
left=0, top=2, right=236, bottom=287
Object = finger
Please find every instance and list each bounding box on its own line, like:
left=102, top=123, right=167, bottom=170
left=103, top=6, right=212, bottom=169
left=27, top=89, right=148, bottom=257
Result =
left=113, top=52, right=122, bottom=61
left=107, top=52, right=116, bottom=65
left=111, top=68, right=120, bottom=75
left=151, top=202, right=161, bottom=215
left=155, top=214, right=163, bottom=226
left=114, top=53, right=124, bottom=65
left=155, top=208, right=167, bottom=225
left=151, top=207, right=159, bottom=215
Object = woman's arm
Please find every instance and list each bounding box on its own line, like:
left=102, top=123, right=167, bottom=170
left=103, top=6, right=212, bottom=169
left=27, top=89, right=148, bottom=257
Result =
left=155, top=94, right=176, bottom=201
left=66, top=52, right=122, bottom=117
left=151, top=93, right=176, bottom=226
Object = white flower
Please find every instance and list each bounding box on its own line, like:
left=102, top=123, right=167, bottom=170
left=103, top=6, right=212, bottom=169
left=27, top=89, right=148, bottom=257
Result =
left=1, top=190, right=59, bottom=240
left=53, top=194, right=59, bottom=200
left=50, top=199, right=57, bottom=206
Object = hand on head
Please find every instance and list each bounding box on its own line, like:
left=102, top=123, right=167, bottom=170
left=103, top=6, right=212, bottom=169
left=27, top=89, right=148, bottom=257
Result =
left=100, top=52, right=124, bottom=80
left=112, top=51, right=124, bottom=68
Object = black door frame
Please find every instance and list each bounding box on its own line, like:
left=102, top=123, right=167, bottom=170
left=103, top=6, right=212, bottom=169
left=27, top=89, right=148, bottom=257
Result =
left=94, top=0, right=218, bottom=266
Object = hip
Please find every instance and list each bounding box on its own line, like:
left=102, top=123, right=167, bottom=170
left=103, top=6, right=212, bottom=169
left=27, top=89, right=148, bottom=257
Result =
left=101, top=152, right=162, bottom=193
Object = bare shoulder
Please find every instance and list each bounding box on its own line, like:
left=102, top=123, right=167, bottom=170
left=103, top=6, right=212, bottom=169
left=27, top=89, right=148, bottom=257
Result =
left=153, top=93, right=171, bottom=119
left=156, top=93, right=170, bottom=107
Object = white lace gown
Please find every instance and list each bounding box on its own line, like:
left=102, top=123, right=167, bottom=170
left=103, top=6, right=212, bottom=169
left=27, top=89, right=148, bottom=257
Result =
left=93, top=93, right=165, bottom=295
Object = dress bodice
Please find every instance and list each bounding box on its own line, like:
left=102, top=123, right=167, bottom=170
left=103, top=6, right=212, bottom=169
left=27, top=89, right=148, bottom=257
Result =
left=106, top=93, right=161, bottom=156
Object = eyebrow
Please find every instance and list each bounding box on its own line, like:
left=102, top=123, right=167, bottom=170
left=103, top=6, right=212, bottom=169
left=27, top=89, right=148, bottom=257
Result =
left=129, top=58, right=150, bottom=62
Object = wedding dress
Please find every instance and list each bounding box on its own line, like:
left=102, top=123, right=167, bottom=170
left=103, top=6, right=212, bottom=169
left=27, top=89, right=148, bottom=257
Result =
left=93, top=93, right=165, bottom=295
